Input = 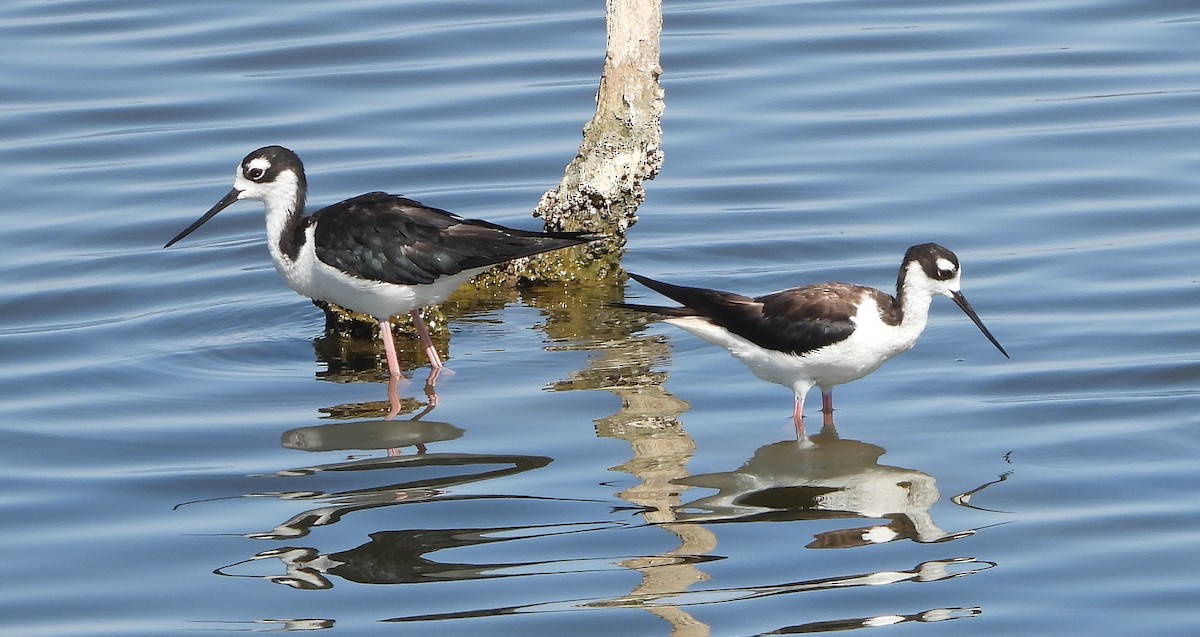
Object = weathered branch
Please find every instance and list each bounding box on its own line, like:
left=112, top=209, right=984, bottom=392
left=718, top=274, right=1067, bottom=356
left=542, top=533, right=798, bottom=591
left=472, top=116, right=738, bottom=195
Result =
left=535, top=0, right=664, bottom=240
left=324, top=0, right=664, bottom=340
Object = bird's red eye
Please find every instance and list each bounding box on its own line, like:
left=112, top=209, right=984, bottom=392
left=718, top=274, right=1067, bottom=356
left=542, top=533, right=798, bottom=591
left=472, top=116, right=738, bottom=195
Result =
left=246, top=167, right=265, bottom=181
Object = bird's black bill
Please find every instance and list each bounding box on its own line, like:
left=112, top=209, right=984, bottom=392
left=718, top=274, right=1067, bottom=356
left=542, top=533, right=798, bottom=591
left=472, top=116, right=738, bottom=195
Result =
left=163, top=188, right=242, bottom=248
left=951, top=291, right=1009, bottom=358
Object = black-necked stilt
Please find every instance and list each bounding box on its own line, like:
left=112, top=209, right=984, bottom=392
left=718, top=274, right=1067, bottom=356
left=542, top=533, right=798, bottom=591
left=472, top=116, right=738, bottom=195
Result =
left=616, top=243, right=1008, bottom=436
left=165, top=145, right=597, bottom=379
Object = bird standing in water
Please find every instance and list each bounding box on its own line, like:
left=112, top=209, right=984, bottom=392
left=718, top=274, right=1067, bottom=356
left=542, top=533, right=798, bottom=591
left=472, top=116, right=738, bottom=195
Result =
left=617, top=244, right=1008, bottom=437
left=166, top=145, right=597, bottom=383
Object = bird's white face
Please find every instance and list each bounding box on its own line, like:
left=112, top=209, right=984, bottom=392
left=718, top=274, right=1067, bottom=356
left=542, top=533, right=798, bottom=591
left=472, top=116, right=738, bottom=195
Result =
left=163, top=145, right=307, bottom=250
left=904, top=256, right=962, bottom=299
left=234, top=156, right=297, bottom=204
left=230, top=157, right=305, bottom=222
left=930, top=256, right=963, bottom=298
left=896, top=243, right=1008, bottom=358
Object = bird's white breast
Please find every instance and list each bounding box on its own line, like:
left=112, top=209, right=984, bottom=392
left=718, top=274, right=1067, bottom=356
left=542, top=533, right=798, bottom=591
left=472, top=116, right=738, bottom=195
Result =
left=664, top=291, right=924, bottom=393
left=267, top=224, right=488, bottom=320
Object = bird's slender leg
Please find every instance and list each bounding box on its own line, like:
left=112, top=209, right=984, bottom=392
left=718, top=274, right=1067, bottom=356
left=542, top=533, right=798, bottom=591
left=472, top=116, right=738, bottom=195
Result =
left=379, top=320, right=404, bottom=378
left=409, top=310, right=444, bottom=370
left=385, top=373, right=403, bottom=420
left=792, top=394, right=806, bottom=439
left=422, top=366, right=441, bottom=409
left=821, top=389, right=835, bottom=427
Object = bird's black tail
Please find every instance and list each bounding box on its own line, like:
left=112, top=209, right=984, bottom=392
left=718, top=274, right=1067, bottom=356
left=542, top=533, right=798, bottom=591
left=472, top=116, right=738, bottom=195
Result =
left=613, top=272, right=754, bottom=318
left=610, top=301, right=696, bottom=316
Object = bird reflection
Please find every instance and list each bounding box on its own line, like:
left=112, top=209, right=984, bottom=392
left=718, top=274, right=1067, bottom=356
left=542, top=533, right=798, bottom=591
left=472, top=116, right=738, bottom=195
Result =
left=206, top=409, right=640, bottom=590
left=383, top=557, right=995, bottom=623
left=217, top=522, right=629, bottom=591
left=281, top=415, right=463, bottom=456
left=247, top=448, right=554, bottom=541
left=312, top=330, right=441, bottom=420
left=197, top=618, right=336, bottom=632
left=762, top=606, right=982, bottom=634
left=673, top=422, right=1002, bottom=547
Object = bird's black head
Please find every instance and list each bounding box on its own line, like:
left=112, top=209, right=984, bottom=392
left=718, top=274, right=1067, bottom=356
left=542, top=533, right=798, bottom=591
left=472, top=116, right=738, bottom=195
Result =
left=239, top=146, right=306, bottom=191
left=897, top=243, right=1008, bottom=358
left=163, top=145, right=308, bottom=249
left=905, top=243, right=960, bottom=282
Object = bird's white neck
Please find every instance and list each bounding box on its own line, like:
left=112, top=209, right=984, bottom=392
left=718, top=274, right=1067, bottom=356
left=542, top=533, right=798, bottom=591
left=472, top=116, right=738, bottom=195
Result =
left=257, top=169, right=306, bottom=265
left=890, top=261, right=939, bottom=346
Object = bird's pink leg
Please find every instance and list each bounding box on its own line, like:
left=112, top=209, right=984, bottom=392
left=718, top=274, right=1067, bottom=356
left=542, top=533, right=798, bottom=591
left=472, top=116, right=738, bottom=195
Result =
left=821, top=389, right=835, bottom=427
left=385, top=373, right=403, bottom=420
left=409, top=310, right=444, bottom=370
left=792, top=394, right=807, bottom=439
left=422, top=366, right=441, bottom=409
left=378, top=320, right=403, bottom=378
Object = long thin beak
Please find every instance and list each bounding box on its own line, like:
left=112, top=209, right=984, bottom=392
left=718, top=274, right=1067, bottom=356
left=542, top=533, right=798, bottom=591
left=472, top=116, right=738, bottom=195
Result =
left=951, top=291, right=1009, bottom=358
left=163, top=188, right=242, bottom=248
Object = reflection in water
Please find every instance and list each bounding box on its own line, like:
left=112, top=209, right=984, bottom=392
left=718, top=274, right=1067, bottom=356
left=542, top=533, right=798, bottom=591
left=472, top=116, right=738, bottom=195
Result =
left=530, top=284, right=1008, bottom=633
left=215, top=435, right=622, bottom=588
left=762, top=606, right=982, bottom=634
left=384, top=557, right=995, bottom=623
left=281, top=417, right=463, bottom=455
left=953, top=463, right=1014, bottom=513
left=198, top=279, right=1010, bottom=633
left=219, top=522, right=631, bottom=591
left=247, top=449, right=554, bottom=541
left=546, top=282, right=719, bottom=636
left=312, top=287, right=519, bottom=418
left=673, top=422, right=991, bottom=547
left=195, top=618, right=336, bottom=632
left=204, top=274, right=1008, bottom=631
left=313, top=330, right=444, bottom=420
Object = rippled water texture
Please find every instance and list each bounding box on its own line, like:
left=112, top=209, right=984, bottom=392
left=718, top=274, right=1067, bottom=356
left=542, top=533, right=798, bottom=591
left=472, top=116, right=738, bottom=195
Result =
left=2, top=1, right=1199, bottom=635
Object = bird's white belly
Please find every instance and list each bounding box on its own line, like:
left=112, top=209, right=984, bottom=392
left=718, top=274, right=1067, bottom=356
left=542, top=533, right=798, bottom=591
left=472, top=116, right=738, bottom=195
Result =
left=664, top=298, right=920, bottom=392
left=271, top=239, right=487, bottom=320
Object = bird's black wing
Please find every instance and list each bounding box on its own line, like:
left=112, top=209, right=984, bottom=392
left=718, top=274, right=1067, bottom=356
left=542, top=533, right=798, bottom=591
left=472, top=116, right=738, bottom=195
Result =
left=312, top=192, right=595, bottom=285
left=753, top=284, right=867, bottom=354
left=619, top=273, right=865, bottom=355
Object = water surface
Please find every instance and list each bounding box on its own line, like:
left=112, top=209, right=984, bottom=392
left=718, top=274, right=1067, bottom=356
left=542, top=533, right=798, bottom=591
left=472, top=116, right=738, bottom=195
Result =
left=2, top=0, right=1199, bottom=635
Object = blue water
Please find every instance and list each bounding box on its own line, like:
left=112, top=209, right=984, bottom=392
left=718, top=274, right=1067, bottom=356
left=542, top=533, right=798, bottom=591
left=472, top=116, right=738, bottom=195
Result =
left=3, top=0, right=1199, bottom=635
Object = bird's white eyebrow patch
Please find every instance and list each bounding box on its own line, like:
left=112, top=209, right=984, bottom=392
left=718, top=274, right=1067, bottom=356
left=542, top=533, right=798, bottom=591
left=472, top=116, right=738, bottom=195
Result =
left=935, top=257, right=956, bottom=272
left=246, top=157, right=272, bottom=172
